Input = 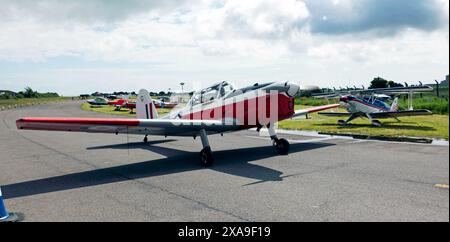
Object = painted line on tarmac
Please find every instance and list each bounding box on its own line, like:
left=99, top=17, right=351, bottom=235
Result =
left=434, top=184, right=449, bottom=189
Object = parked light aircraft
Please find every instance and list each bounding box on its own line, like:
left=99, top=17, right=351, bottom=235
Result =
left=314, top=86, right=434, bottom=127
left=16, top=81, right=338, bottom=166
left=87, top=97, right=109, bottom=106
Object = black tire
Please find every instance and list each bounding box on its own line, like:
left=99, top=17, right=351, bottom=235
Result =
left=200, top=147, right=214, bottom=167
left=274, top=138, right=290, bottom=155
left=372, top=120, right=382, bottom=127
left=143, top=136, right=148, bottom=143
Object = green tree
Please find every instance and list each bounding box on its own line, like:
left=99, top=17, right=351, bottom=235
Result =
left=23, top=87, right=38, bottom=98
left=369, top=77, right=388, bottom=89
left=387, top=81, right=404, bottom=87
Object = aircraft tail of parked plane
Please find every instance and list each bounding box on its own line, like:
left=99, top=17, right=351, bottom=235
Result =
left=136, top=89, right=158, bottom=120
left=390, top=97, right=399, bottom=112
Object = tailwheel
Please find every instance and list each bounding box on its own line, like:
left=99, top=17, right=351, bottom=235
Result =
left=273, top=138, right=290, bottom=155
left=200, top=146, right=214, bottom=167
left=143, top=136, right=148, bottom=143
left=338, top=120, right=347, bottom=126
left=372, top=120, right=382, bottom=127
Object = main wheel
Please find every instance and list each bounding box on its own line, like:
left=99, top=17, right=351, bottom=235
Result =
left=143, top=136, right=148, bottom=143
left=200, top=147, right=214, bottom=167
left=338, top=120, right=347, bottom=126
left=372, top=120, right=382, bottom=127
left=274, top=138, right=290, bottom=155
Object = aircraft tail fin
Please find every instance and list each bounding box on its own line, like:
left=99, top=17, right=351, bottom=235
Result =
left=390, top=97, right=399, bottom=112
left=137, top=89, right=158, bottom=119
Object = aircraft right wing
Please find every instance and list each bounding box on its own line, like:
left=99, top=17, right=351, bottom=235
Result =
left=292, top=104, right=340, bottom=118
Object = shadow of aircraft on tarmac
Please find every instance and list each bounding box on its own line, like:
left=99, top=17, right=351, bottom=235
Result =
left=2, top=141, right=334, bottom=199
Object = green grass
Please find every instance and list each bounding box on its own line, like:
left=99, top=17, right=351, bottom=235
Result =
left=397, top=96, right=448, bottom=115
left=81, top=102, right=172, bottom=117
left=0, top=97, right=73, bottom=108
left=279, top=105, right=449, bottom=140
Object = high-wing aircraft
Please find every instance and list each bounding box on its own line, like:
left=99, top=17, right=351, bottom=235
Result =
left=314, top=85, right=434, bottom=127
left=16, top=81, right=338, bottom=166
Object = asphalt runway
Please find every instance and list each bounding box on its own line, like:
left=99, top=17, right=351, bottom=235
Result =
left=0, top=101, right=448, bottom=221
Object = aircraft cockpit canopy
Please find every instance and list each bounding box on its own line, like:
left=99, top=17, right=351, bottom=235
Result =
left=190, top=81, right=235, bottom=106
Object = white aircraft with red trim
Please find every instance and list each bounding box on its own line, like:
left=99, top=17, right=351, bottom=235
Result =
left=16, top=81, right=338, bottom=167
left=315, top=85, right=434, bottom=127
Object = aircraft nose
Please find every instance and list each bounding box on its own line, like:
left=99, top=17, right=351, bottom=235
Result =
left=339, top=96, right=348, bottom=102
left=286, top=82, right=301, bottom=97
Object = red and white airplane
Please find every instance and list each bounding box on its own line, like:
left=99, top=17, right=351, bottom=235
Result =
left=16, top=81, right=338, bottom=166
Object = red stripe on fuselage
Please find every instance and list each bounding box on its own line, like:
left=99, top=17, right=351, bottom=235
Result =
left=149, top=104, right=153, bottom=119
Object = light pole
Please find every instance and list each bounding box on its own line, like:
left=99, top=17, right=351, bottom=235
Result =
left=180, top=82, right=185, bottom=93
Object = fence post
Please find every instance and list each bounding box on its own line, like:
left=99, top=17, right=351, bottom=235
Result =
left=435, top=80, right=439, bottom=98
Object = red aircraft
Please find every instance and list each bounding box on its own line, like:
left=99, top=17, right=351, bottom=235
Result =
left=17, top=81, right=338, bottom=166
left=107, top=99, right=129, bottom=106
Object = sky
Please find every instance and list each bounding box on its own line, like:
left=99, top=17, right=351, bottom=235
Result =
left=0, top=0, right=448, bottom=96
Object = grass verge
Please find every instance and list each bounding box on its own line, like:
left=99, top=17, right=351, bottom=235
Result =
left=0, top=97, right=74, bottom=109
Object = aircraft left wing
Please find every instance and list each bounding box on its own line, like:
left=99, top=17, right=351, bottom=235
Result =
left=369, top=110, right=432, bottom=119
left=317, top=112, right=352, bottom=117
left=16, top=117, right=241, bottom=137
left=292, top=104, right=340, bottom=118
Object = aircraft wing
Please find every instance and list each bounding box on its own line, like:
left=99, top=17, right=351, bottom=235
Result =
left=292, top=104, right=340, bottom=118
left=369, top=109, right=433, bottom=119
left=351, top=86, right=433, bottom=95
left=317, top=112, right=352, bottom=117
left=312, top=86, right=434, bottom=97
left=16, top=117, right=241, bottom=137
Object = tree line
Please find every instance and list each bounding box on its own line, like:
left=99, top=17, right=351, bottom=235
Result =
left=0, top=87, right=59, bottom=99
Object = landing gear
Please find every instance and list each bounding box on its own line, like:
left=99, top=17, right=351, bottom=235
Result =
left=143, top=135, right=148, bottom=143
left=371, top=120, right=382, bottom=127
left=338, top=114, right=359, bottom=126
left=338, top=120, right=347, bottom=126
left=273, top=138, right=290, bottom=155
left=200, top=146, right=214, bottom=167
left=268, top=123, right=290, bottom=155
left=199, top=129, right=214, bottom=167
left=366, top=113, right=382, bottom=127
